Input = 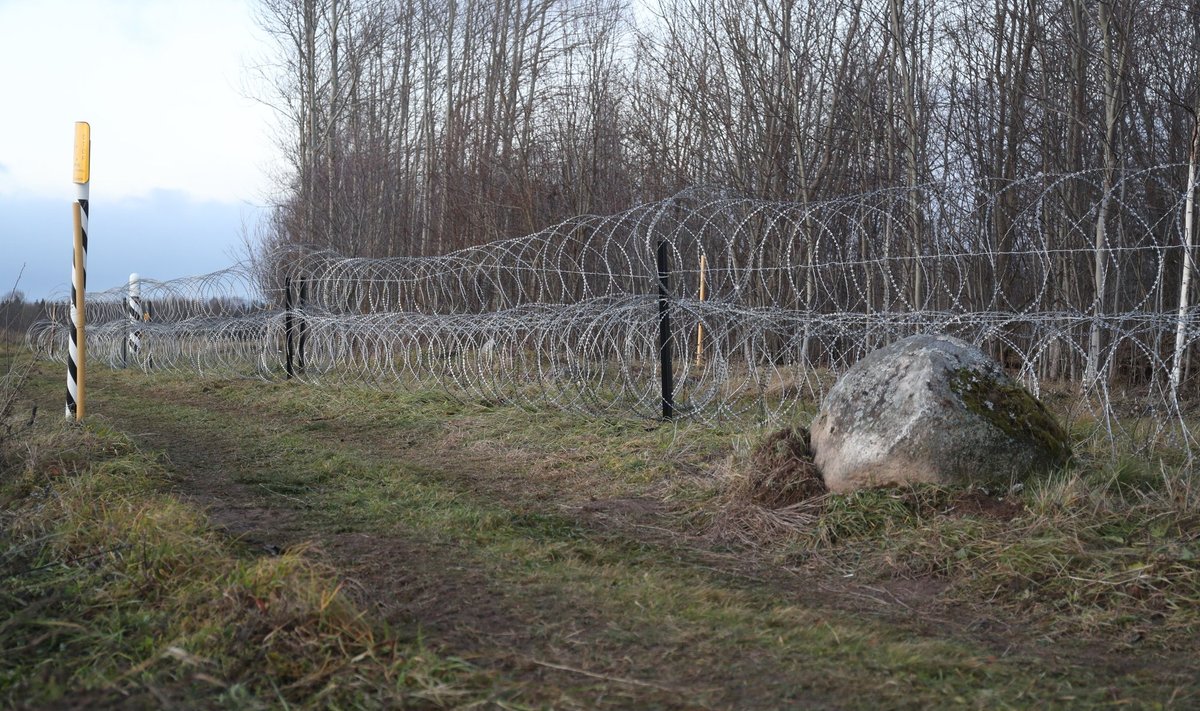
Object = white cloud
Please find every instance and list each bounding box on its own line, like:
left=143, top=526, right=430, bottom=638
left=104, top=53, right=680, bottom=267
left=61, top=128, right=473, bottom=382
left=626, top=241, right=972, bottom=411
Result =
left=0, top=0, right=282, bottom=204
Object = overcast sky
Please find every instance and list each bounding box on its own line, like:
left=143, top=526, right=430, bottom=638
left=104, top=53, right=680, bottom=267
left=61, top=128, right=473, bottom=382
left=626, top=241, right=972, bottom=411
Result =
left=0, top=0, right=282, bottom=298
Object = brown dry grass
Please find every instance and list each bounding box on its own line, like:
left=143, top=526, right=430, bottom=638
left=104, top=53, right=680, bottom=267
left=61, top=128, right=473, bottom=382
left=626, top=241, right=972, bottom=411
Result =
left=709, top=426, right=831, bottom=544
left=744, top=426, right=826, bottom=507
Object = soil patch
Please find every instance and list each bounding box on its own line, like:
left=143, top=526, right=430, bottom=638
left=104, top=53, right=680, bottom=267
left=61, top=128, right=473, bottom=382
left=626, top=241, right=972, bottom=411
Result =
left=944, top=489, right=1025, bottom=520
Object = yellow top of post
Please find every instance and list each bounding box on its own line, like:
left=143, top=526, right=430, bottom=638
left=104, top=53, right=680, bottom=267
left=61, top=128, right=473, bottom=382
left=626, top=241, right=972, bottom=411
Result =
left=73, top=122, right=90, bottom=184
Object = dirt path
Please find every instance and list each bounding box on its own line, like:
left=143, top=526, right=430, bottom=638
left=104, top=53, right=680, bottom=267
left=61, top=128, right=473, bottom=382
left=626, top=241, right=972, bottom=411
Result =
left=111, top=393, right=810, bottom=708
left=95, top=373, right=1196, bottom=709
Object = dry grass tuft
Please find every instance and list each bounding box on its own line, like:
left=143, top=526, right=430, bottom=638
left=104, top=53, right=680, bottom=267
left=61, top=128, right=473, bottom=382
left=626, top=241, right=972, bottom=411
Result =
left=0, top=353, right=33, bottom=464
left=745, top=426, right=826, bottom=508
left=710, top=427, right=829, bottom=544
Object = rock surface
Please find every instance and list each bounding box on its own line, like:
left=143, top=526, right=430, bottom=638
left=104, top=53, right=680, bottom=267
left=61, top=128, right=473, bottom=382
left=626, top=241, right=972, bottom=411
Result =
left=810, top=334, right=1070, bottom=493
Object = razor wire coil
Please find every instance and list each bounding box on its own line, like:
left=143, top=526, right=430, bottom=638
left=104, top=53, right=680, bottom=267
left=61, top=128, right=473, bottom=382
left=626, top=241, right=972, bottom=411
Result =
left=26, top=167, right=1200, bottom=453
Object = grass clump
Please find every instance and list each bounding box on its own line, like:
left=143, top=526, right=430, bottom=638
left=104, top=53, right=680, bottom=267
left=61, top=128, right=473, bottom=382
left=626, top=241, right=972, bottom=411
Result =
left=709, top=426, right=829, bottom=543
left=768, top=464, right=1200, bottom=644
left=742, top=426, right=825, bottom=508
left=0, top=415, right=491, bottom=707
left=0, top=352, right=34, bottom=463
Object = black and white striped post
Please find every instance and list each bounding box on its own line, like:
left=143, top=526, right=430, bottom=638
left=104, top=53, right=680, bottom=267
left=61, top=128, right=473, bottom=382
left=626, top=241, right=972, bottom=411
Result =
left=66, top=121, right=90, bottom=422
left=127, top=272, right=142, bottom=366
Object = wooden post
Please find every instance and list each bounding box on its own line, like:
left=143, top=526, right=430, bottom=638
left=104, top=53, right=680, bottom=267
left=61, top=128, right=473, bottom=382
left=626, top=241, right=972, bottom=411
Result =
left=695, top=253, right=707, bottom=367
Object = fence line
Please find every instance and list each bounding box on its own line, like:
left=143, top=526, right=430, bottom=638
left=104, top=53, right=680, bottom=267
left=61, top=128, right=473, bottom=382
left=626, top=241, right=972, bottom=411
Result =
left=26, top=168, right=1200, bottom=454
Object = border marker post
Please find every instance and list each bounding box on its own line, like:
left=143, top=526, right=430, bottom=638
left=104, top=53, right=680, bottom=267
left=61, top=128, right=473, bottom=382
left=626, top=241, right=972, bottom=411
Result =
left=66, top=121, right=90, bottom=422
left=127, top=273, right=142, bottom=368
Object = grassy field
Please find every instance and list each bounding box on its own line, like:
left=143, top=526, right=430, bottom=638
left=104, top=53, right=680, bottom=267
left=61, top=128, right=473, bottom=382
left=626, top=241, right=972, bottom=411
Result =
left=2, top=346, right=1198, bottom=709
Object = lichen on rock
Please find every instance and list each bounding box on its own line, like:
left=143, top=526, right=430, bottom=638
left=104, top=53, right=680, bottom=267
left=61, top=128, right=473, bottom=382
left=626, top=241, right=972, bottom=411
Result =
left=949, top=367, right=1071, bottom=467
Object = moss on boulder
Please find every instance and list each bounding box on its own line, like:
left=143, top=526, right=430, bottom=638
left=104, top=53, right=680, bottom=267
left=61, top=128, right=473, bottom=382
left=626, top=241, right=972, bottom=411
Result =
left=950, top=368, right=1072, bottom=466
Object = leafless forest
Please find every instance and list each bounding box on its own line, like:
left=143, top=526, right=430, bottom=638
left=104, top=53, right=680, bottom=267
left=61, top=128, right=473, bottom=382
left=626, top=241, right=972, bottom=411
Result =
left=255, top=0, right=1197, bottom=251
left=244, top=0, right=1200, bottom=399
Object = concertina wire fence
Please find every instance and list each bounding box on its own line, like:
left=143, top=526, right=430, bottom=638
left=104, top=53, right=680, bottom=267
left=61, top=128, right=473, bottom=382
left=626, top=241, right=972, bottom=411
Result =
left=25, top=166, right=1200, bottom=455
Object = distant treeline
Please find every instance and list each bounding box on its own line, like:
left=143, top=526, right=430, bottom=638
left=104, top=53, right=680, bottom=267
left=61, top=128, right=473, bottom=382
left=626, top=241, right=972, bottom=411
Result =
left=249, top=0, right=1200, bottom=394
left=1, top=293, right=49, bottom=343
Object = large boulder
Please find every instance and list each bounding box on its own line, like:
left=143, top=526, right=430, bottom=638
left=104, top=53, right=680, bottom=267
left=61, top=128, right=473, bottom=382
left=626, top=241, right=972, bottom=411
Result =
left=811, top=334, right=1070, bottom=493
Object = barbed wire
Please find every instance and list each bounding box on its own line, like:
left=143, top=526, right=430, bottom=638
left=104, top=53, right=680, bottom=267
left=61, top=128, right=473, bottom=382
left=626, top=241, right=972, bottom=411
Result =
left=26, top=167, right=1200, bottom=454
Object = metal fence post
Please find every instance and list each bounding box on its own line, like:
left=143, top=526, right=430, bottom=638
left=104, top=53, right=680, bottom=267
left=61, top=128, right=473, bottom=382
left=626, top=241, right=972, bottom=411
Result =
left=657, top=238, right=674, bottom=419
left=298, top=275, right=308, bottom=375
left=284, top=276, right=295, bottom=379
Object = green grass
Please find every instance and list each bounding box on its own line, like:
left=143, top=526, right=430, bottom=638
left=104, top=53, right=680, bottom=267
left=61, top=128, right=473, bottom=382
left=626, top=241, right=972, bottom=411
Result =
left=4, top=351, right=1199, bottom=708
left=0, top=360, right=500, bottom=708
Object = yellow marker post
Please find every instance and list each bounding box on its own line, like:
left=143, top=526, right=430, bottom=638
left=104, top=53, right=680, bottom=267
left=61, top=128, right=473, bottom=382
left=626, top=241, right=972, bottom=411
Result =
left=73, top=122, right=90, bottom=183
left=66, top=122, right=90, bottom=421
left=695, top=253, right=707, bottom=367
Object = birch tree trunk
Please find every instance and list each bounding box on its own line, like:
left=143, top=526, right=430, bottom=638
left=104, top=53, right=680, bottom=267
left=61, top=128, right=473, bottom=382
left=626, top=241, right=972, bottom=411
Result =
left=1171, top=123, right=1199, bottom=396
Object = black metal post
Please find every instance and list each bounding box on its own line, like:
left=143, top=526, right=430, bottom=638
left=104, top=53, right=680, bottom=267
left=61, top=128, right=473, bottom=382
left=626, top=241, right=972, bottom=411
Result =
left=297, top=275, right=308, bottom=375
left=657, top=238, right=674, bottom=419
left=284, top=276, right=294, bottom=380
